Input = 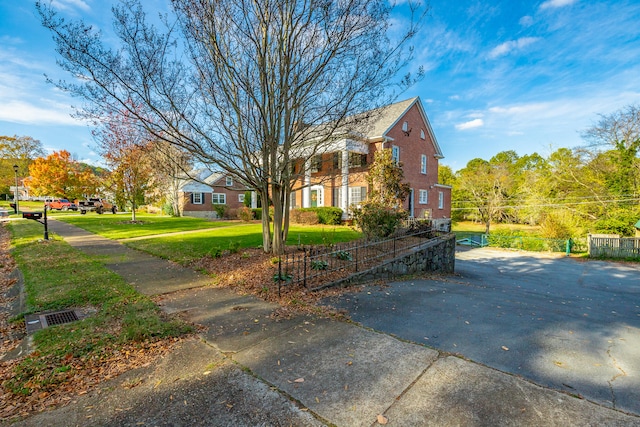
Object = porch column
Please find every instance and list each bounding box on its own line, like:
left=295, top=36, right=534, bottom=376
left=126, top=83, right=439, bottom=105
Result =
left=251, top=191, right=257, bottom=209
left=302, top=159, right=311, bottom=208
left=341, top=150, right=349, bottom=218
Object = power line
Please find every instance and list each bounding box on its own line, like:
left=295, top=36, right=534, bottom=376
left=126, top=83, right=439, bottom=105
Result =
left=451, top=198, right=640, bottom=211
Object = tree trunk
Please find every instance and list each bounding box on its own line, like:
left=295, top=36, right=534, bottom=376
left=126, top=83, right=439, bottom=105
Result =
left=259, top=188, right=271, bottom=254
left=271, top=184, right=284, bottom=255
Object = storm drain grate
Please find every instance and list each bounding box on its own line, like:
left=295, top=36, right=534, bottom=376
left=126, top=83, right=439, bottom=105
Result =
left=25, top=310, right=80, bottom=334
left=45, top=310, right=78, bottom=326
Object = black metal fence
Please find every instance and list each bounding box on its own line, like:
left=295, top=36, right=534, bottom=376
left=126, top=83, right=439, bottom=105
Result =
left=276, top=227, right=440, bottom=291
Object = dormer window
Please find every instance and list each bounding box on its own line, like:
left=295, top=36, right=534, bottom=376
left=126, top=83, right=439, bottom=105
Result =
left=402, top=121, right=408, bottom=132
left=420, top=129, right=425, bottom=140
left=226, top=176, right=233, bottom=186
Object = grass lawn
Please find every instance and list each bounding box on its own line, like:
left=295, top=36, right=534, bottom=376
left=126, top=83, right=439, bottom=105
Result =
left=452, top=221, right=541, bottom=236
left=125, top=223, right=363, bottom=264
left=2, top=220, right=192, bottom=409
left=58, top=213, right=237, bottom=239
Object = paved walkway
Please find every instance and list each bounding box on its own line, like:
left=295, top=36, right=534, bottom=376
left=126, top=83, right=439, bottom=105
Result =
left=15, top=220, right=640, bottom=426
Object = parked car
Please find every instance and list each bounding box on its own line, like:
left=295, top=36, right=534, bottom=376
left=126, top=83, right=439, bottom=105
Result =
left=44, top=198, right=78, bottom=211
left=77, top=198, right=117, bottom=214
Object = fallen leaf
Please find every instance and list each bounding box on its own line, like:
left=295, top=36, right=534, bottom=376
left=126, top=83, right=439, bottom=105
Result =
left=377, top=414, right=388, bottom=424
left=501, top=346, right=509, bottom=351
left=294, top=378, right=304, bottom=383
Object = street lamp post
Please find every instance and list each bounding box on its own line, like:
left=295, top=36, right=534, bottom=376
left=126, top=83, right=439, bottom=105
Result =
left=12, top=164, right=19, bottom=214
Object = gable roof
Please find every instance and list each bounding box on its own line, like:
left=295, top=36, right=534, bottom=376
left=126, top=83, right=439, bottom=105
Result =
left=352, top=97, right=444, bottom=158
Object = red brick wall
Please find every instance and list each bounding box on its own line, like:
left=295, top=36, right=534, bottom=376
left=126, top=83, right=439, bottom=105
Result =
left=384, top=104, right=451, bottom=219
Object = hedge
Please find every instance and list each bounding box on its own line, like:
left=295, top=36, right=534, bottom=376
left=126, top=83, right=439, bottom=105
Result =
left=290, top=207, right=343, bottom=225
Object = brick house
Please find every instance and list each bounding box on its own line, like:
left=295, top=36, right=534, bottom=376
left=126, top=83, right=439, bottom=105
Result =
left=179, top=170, right=249, bottom=218
left=291, top=97, right=452, bottom=220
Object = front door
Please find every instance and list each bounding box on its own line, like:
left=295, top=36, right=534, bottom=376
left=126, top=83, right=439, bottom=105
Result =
left=310, top=189, right=318, bottom=207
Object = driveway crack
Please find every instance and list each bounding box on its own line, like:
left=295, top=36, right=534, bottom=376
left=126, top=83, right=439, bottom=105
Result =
left=606, top=340, right=627, bottom=409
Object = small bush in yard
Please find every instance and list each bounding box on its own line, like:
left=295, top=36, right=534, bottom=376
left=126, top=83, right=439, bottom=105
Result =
left=213, top=204, right=227, bottom=219
left=291, top=209, right=319, bottom=225
left=238, top=206, right=254, bottom=221
left=352, top=203, right=408, bottom=239
left=291, top=207, right=343, bottom=225
left=311, top=260, right=328, bottom=270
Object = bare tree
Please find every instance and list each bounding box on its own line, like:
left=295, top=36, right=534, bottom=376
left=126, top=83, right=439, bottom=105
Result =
left=38, top=0, right=425, bottom=254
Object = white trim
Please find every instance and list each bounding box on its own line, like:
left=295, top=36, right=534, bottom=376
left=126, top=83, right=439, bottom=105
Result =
left=391, top=145, right=400, bottom=163
left=212, top=193, right=226, bottom=204
left=419, top=189, right=428, bottom=204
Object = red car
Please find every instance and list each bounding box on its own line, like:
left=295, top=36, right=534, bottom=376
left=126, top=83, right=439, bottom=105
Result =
left=44, top=198, right=78, bottom=211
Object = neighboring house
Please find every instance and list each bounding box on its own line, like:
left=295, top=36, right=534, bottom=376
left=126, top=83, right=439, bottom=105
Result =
left=179, top=170, right=249, bottom=218
left=290, top=97, right=452, bottom=219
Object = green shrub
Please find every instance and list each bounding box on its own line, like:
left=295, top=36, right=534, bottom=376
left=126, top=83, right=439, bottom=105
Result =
left=315, top=207, right=343, bottom=225
left=311, top=260, right=328, bottom=270
left=352, top=203, right=408, bottom=239
left=228, top=240, right=241, bottom=254
left=209, top=246, right=223, bottom=258
left=333, top=250, right=352, bottom=261
left=290, top=207, right=343, bottom=225
left=213, top=204, right=228, bottom=219
left=253, top=208, right=262, bottom=220
left=243, top=191, right=252, bottom=208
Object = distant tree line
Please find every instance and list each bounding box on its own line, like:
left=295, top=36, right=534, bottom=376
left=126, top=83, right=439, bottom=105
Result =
left=441, top=104, right=640, bottom=237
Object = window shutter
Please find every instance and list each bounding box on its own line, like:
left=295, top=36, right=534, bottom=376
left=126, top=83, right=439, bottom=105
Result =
left=190, top=193, right=194, bottom=204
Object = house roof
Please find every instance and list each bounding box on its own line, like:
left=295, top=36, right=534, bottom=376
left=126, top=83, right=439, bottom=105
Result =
left=346, top=97, right=444, bottom=158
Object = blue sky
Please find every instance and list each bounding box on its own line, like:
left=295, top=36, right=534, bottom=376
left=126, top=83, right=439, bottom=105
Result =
left=1, top=0, right=639, bottom=171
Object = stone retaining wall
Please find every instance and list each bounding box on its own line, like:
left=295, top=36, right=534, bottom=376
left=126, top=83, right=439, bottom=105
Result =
left=313, top=233, right=456, bottom=291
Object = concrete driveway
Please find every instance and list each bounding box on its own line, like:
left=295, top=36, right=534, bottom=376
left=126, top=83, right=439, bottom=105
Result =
left=326, top=247, right=640, bottom=416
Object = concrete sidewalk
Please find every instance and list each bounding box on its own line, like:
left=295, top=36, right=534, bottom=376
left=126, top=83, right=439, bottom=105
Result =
left=16, top=220, right=640, bottom=426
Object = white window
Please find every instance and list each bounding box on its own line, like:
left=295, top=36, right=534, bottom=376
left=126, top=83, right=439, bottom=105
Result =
left=238, top=193, right=245, bottom=203
left=226, top=176, right=233, bottom=186
left=420, top=129, right=425, bottom=140
left=349, top=186, right=367, bottom=204
left=438, top=191, right=444, bottom=209
left=421, top=155, right=427, bottom=174
left=419, top=190, right=428, bottom=204
left=191, top=193, right=203, bottom=205
left=391, top=145, right=400, bottom=163
left=291, top=191, right=297, bottom=208
left=212, top=193, right=226, bottom=204
left=402, top=121, right=408, bottom=132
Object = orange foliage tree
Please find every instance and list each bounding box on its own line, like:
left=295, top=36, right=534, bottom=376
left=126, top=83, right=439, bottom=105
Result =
left=25, top=150, right=99, bottom=199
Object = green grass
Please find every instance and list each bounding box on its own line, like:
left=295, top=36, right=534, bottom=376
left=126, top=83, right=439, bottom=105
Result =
left=5, top=220, right=193, bottom=396
left=125, top=224, right=363, bottom=264
left=58, top=213, right=237, bottom=239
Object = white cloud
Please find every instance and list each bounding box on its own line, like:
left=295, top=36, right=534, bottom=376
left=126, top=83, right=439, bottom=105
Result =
left=0, top=100, right=81, bottom=126
left=50, top=0, right=91, bottom=12
left=456, top=118, right=484, bottom=130
left=540, top=0, right=578, bottom=10
left=489, top=37, right=540, bottom=59
left=519, top=16, right=534, bottom=27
